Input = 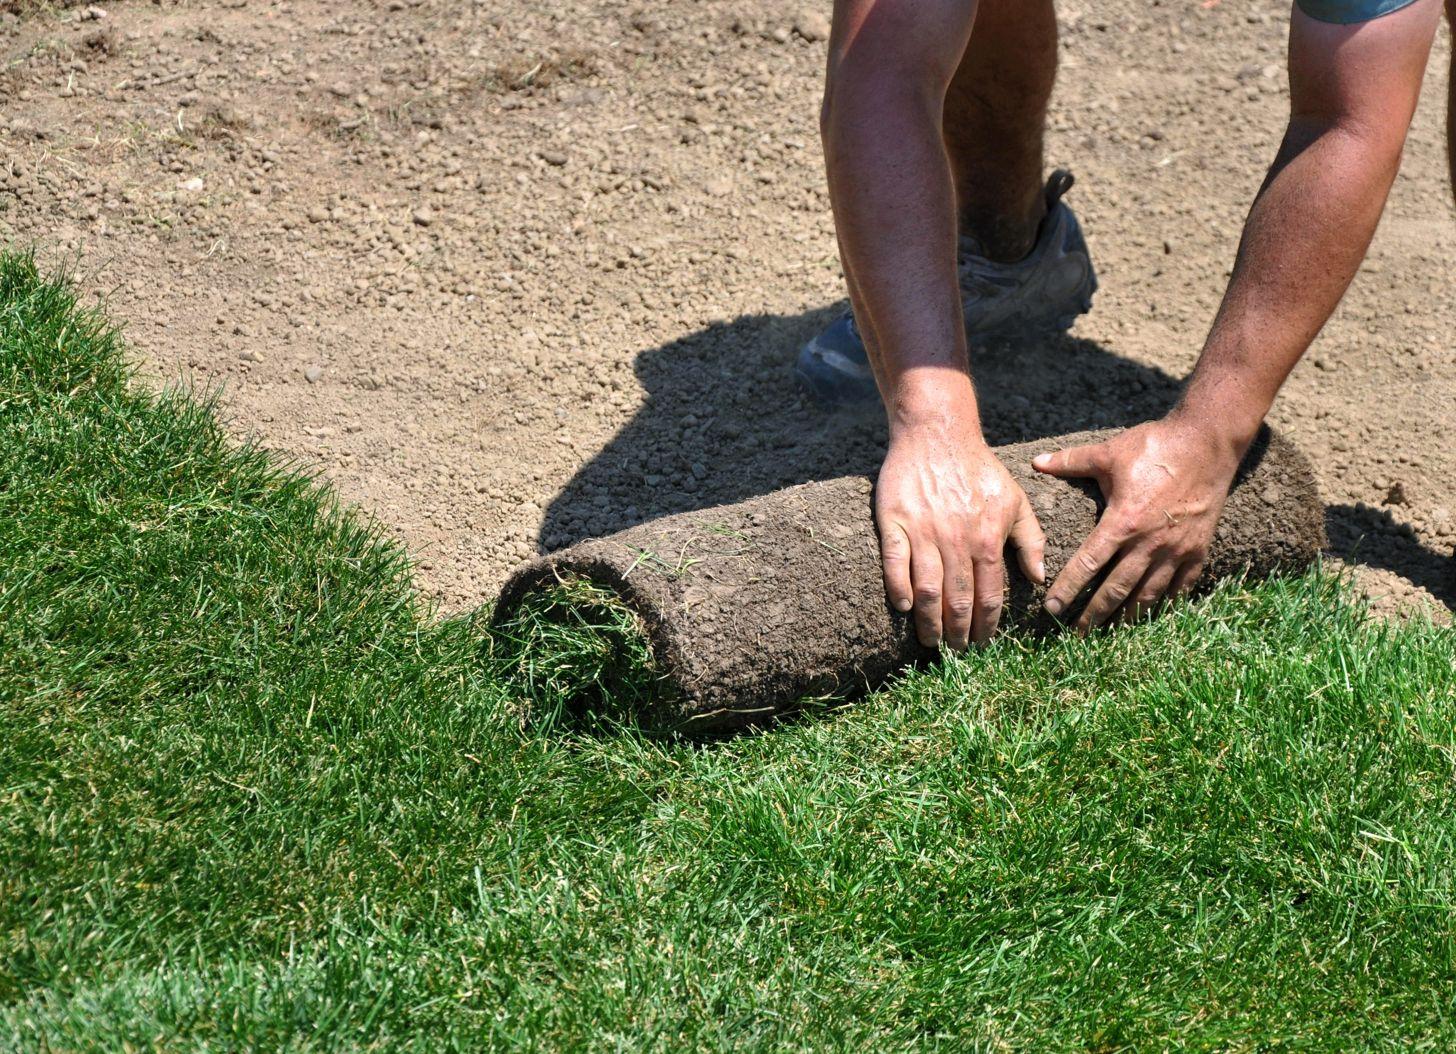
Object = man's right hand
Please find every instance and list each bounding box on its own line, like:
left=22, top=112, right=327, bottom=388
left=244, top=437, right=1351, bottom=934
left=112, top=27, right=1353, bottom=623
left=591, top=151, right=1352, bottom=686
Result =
left=876, top=392, right=1047, bottom=651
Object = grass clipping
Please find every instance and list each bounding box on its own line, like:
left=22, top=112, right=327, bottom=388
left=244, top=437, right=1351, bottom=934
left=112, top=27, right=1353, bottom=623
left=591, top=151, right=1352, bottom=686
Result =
left=490, top=574, right=671, bottom=729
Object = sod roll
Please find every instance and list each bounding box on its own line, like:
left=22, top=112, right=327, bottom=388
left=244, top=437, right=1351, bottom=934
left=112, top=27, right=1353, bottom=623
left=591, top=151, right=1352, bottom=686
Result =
left=494, top=427, right=1325, bottom=732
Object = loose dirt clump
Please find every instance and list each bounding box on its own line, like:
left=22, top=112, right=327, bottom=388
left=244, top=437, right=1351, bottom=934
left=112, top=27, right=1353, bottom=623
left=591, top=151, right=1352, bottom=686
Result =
left=480, top=48, right=602, bottom=96
left=1, top=0, right=1451, bottom=620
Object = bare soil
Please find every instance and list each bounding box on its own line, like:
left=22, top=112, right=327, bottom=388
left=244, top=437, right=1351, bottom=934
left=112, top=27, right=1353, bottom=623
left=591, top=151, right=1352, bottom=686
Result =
left=3, top=0, right=1452, bottom=620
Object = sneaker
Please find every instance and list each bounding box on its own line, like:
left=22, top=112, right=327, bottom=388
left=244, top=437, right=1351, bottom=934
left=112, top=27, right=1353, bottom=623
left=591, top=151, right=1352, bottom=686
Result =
left=795, top=169, right=1097, bottom=406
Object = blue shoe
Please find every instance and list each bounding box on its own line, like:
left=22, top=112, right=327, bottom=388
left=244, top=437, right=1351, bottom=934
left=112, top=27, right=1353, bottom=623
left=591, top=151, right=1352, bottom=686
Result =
left=796, top=169, right=1098, bottom=406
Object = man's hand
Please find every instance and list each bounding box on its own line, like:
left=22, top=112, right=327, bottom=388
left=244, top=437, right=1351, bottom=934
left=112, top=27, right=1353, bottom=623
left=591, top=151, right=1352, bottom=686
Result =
left=877, top=418, right=1046, bottom=651
left=1032, top=417, right=1245, bottom=630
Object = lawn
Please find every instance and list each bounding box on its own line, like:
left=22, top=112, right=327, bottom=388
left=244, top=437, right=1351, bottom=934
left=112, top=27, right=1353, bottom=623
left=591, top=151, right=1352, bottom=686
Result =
left=3, top=250, right=1456, bottom=1050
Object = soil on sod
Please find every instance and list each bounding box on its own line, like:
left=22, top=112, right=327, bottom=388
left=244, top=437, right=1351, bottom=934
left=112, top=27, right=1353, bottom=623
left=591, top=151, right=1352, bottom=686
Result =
left=496, top=428, right=1326, bottom=731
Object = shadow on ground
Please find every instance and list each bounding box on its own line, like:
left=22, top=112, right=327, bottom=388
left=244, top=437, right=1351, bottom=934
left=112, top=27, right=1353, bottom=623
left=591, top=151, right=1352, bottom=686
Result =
left=541, top=303, right=1454, bottom=614
left=1326, top=503, right=1455, bottom=611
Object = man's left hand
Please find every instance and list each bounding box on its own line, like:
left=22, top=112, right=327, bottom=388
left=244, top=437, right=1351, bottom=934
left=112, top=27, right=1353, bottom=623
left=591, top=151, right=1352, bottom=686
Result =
left=1031, top=417, right=1246, bottom=630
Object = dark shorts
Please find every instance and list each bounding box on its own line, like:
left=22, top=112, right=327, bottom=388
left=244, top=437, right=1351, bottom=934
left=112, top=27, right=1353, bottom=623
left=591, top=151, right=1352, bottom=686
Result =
left=1296, top=0, right=1422, bottom=23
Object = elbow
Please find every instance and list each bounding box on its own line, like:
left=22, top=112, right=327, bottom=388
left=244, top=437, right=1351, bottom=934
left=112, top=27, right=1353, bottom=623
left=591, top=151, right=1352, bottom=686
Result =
left=1286, top=107, right=1410, bottom=175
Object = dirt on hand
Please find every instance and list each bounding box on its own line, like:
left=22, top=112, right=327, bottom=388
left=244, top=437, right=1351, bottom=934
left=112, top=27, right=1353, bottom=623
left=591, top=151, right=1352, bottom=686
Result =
left=1, top=0, right=1451, bottom=620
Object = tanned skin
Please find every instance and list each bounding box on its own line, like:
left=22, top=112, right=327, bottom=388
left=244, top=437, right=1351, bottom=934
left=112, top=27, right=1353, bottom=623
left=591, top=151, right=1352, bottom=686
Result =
left=822, top=0, right=1443, bottom=648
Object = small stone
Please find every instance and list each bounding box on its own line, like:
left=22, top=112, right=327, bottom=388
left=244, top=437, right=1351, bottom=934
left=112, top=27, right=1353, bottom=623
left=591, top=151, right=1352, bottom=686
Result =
left=792, top=9, right=830, bottom=42
left=178, top=176, right=204, bottom=192
left=412, top=208, right=433, bottom=226
left=304, top=365, right=324, bottom=383
left=1384, top=481, right=1409, bottom=506
left=83, top=5, right=107, bottom=19
left=770, top=26, right=790, bottom=43
left=306, top=206, right=329, bottom=223
left=238, top=349, right=261, bottom=362
left=539, top=150, right=568, bottom=167
left=704, top=176, right=734, bottom=197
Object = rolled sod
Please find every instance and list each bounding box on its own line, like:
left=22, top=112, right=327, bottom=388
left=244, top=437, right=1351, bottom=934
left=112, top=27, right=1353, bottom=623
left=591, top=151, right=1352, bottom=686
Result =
left=494, top=427, right=1325, bottom=732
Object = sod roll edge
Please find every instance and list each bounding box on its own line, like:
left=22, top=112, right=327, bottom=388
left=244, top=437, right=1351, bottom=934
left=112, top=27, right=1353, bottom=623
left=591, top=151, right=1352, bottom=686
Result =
left=495, top=427, right=1325, bottom=732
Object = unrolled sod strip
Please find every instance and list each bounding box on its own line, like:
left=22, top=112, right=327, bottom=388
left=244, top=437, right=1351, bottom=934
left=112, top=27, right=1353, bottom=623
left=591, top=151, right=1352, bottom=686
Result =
left=494, top=427, right=1325, bottom=732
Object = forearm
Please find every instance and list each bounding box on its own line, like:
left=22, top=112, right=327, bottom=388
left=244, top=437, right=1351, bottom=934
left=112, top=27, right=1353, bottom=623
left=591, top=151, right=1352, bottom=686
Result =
left=1175, top=0, right=1439, bottom=455
left=823, top=69, right=978, bottom=436
left=1174, top=118, right=1404, bottom=451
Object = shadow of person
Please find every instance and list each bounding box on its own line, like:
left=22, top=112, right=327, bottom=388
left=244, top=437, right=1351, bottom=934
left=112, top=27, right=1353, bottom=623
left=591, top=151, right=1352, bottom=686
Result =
left=539, top=302, right=1184, bottom=551
left=1325, top=503, right=1456, bottom=612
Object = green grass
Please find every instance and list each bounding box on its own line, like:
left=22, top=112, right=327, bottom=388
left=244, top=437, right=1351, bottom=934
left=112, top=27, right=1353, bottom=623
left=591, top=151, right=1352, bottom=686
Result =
left=3, top=249, right=1456, bottom=1050
left=489, top=575, right=668, bottom=730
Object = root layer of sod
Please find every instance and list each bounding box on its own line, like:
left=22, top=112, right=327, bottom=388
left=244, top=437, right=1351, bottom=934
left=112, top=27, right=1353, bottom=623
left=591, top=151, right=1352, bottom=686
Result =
left=4, top=250, right=1456, bottom=1050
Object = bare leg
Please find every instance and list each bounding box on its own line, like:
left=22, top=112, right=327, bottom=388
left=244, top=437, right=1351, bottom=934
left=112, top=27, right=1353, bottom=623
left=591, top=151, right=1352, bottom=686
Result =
left=943, top=0, right=1059, bottom=263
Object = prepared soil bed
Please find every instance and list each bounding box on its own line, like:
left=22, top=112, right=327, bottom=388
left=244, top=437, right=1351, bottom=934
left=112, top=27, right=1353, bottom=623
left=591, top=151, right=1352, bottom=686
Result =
left=1, top=0, right=1451, bottom=621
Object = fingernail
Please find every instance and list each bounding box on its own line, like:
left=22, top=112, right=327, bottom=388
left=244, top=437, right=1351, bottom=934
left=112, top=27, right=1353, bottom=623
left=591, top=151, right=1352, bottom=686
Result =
left=1033, top=453, right=1050, bottom=468
left=1036, top=560, right=1046, bottom=583
left=896, top=597, right=912, bottom=612
left=1045, top=597, right=1063, bottom=616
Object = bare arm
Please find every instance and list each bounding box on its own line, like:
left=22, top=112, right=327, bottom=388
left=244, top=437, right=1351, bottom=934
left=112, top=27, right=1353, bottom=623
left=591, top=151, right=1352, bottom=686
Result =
left=1180, top=0, right=1441, bottom=451
left=823, top=0, right=974, bottom=398
left=824, top=0, right=1045, bottom=650
left=1037, top=0, right=1443, bottom=628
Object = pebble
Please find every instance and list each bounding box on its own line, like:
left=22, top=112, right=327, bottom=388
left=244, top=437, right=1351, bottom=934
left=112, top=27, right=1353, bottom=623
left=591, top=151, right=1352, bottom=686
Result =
left=539, top=150, right=568, bottom=167
left=178, top=177, right=204, bottom=192
left=793, top=9, right=831, bottom=42
left=304, top=365, right=324, bottom=383
left=307, top=206, right=329, bottom=223
left=238, top=349, right=261, bottom=362
left=704, top=176, right=734, bottom=197
left=412, top=208, right=434, bottom=226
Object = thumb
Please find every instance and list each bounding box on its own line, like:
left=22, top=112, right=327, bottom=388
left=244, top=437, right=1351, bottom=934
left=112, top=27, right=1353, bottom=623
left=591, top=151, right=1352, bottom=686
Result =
left=1008, top=494, right=1047, bottom=585
left=1032, top=442, right=1107, bottom=480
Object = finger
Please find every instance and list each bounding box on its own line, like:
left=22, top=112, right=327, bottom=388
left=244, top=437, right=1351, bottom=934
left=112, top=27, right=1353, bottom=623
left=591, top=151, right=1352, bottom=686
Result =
left=1119, top=562, right=1177, bottom=625
left=879, top=521, right=914, bottom=614
left=941, top=551, right=974, bottom=653
left=1044, top=522, right=1123, bottom=619
left=1169, top=559, right=1204, bottom=600
left=1031, top=443, right=1108, bottom=480
left=1077, top=549, right=1153, bottom=631
left=969, top=549, right=1005, bottom=646
left=909, top=541, right=946, bottom=650
left=1008, top=495, right=1047, bottom=585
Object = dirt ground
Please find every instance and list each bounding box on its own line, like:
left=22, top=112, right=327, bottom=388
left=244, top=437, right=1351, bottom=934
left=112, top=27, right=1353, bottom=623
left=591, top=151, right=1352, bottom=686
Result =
left=3, top=0, right=1453, bottom=620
